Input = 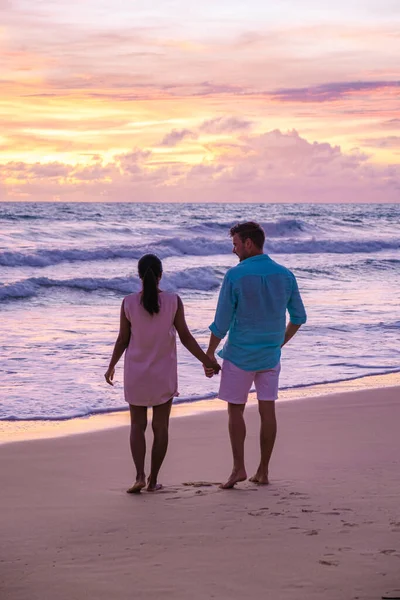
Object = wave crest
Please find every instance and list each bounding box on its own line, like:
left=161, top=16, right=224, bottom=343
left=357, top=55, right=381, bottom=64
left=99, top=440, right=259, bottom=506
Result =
left=1, top=236, right=399, bottom=268
left=0, top=267, right=222, bottom=301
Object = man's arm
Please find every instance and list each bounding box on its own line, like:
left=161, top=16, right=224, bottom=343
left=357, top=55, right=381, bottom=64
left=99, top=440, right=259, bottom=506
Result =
left=281, top=322, right=301, bottom=347
left=283, top=273, right=307, bottom=348
left=203, top=332, right=223, bottom=378
left=204, top=274, right=236, bottom=376
left=207, top=332, right=222, bottom=356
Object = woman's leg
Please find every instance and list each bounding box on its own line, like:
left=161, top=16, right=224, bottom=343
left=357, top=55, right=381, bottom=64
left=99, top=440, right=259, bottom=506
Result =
left=147, top=398, right=173, bottom=491
left=127, top=405, right=148, bottom=493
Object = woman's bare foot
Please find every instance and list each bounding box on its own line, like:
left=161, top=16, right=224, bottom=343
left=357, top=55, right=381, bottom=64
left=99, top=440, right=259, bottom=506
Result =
left=220, top=468, right=247, bottom=489
left=249, top=472, right=269, bottom=485
left=126, top=479, right=146, bottom=494
left=146, top=477, right=163, bottom=492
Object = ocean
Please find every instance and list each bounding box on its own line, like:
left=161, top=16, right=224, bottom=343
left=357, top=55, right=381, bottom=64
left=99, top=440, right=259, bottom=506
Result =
left=0, top=202, right=399, bottom=421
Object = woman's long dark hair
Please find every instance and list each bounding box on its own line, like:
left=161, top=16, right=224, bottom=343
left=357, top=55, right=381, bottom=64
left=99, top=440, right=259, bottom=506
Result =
left=138, top=254, right=163, bottom=315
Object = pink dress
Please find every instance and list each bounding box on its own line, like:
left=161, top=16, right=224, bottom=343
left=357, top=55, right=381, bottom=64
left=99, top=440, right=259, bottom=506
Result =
left=123, top=291, right=179, bottom=407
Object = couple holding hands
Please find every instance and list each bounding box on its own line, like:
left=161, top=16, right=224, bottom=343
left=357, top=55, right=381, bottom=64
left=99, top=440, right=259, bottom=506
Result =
left=105, top=222, right=307, bottom=493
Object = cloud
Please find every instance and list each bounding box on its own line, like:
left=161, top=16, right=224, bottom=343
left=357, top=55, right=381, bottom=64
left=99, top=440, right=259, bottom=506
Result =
left=159, top=129, right=197, bottom=146
left=157, top=117, right=254, bottom=150
left=1, top=130, right=399, bottom=203
left=271, top=81, right=400, bottom=103
left=200, top=117, right=253, bottom=134
left=360, top=136, right=400, bottom=149
left=381, top=119, right=400, bottom=129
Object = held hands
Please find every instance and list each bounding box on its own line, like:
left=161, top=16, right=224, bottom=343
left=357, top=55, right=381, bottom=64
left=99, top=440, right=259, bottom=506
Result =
left=104, top=366, right=115, bottom=386
left=203, top=352, right=220, bottom=378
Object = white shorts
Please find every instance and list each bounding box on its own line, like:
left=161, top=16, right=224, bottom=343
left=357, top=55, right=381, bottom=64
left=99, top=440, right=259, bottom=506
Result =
left=218, top=359, right=281, bottom=405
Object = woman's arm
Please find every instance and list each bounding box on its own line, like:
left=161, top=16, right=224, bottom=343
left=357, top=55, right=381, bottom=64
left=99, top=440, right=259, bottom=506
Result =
left=174, top=296, right=220, bottom=373
left=104, top=300, right=131, bottom=385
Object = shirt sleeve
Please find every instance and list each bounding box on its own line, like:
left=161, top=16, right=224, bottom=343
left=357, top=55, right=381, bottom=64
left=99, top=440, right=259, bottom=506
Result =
left=287, top=273, right=307, bottom=325
left=209, top=273, right=237, bottom=339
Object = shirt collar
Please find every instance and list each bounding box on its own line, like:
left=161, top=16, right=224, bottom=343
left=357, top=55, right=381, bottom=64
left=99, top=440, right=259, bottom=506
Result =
left=241, top=253, right=270, bottom=264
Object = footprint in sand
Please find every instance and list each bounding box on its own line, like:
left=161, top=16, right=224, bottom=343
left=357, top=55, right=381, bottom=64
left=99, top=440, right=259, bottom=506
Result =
left=164, top=483, right=216, bottom=500
left=247, top=506, right=269, bottom=517
left=380, top=549, right=397, bottom=556
left=248, top=509, right=268, bottom=517
left=305, top=529, right=319, bottom=536
left=319, top=559, right=339, bottom=567
left=182, top=481, right=219, bottom=487
left=289, top=492, right=310, bottom=500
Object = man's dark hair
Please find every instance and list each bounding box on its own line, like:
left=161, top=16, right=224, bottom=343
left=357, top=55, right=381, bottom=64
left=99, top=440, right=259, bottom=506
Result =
left=229, top=221, right=265, bottom=249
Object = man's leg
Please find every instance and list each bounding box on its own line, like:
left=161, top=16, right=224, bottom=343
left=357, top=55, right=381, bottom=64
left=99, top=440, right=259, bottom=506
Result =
left=127, top=405, right=148, bottom=493
left=147, top=398, right=173, bottom=492
left=221, top=402, right=247, bottom=489
left=250, top=401, right=277, bottom=485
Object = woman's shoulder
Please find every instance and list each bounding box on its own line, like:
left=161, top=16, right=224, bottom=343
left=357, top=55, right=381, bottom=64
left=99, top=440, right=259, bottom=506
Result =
left=123, top=292, right=140, bottom=306
left=160, top=290, right=179, bottom=303
left=159, top=291, right=179, bottom=310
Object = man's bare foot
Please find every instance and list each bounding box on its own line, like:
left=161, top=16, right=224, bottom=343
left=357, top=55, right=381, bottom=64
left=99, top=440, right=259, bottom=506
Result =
left=220, top=468, right=247, bottom=489
left=146, top=481, right=163, bottom=492
left=249, top=472, right=269, bottom=485
left=126, top=479, right=146, bottom=494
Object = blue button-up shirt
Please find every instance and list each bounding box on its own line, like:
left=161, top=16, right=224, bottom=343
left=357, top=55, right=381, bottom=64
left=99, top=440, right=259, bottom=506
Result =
left=209, top=254, right=307, bottom=371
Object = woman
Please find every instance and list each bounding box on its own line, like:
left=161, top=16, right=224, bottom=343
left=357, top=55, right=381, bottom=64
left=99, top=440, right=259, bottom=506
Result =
left=105, top=254, right=220, bottom=493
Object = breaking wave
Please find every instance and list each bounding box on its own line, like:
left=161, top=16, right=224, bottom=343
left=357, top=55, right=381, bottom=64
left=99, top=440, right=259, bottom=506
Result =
left=0, top=267, right=222, bottom=301
left=1, top=237, right=399, bottom=268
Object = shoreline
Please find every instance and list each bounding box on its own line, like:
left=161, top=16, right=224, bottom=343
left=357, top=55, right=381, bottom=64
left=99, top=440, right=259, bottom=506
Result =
left=1, top=370, right=400, bottom=445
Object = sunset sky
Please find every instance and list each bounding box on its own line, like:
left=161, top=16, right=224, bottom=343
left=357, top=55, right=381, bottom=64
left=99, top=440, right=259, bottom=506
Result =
left=1, top=0, right=399, bottom=202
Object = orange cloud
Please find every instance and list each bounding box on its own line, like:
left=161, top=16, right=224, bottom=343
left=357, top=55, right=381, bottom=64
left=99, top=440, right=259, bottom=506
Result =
left=1, top=130, right=398, bottom=203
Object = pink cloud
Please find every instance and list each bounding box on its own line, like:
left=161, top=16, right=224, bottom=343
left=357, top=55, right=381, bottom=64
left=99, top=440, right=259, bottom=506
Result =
left=200, top=117, right=253, bottom=134
left=159, top=129, right=197, bottom=146
left=1, top=130, right=399, bottom=203
left=271, top=81, right=400, bottom=103
left=383, top=119, right=400, bottom=128
left=360, top=136, right=400, bottom=149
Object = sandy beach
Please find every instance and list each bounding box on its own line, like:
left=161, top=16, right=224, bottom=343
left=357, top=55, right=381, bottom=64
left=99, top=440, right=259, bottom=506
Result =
left=1, top=382, right=400, bottom=599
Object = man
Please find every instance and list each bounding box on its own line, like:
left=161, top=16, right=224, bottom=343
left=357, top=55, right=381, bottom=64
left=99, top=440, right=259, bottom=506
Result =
left=205, top=222, right=307, bottom=489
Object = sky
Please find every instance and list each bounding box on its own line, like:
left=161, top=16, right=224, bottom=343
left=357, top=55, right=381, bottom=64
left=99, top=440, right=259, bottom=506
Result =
left=0, top=0, right=399, bottom=202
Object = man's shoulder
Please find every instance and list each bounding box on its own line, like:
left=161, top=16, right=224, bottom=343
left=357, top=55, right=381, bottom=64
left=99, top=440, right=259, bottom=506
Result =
left=224, top=262, right=246, bottom=283
left=224, top=263, right=240, bottom=278
left=229, top=256, right=294, bottom=279
left=267, top=258, right=293, bottom=277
